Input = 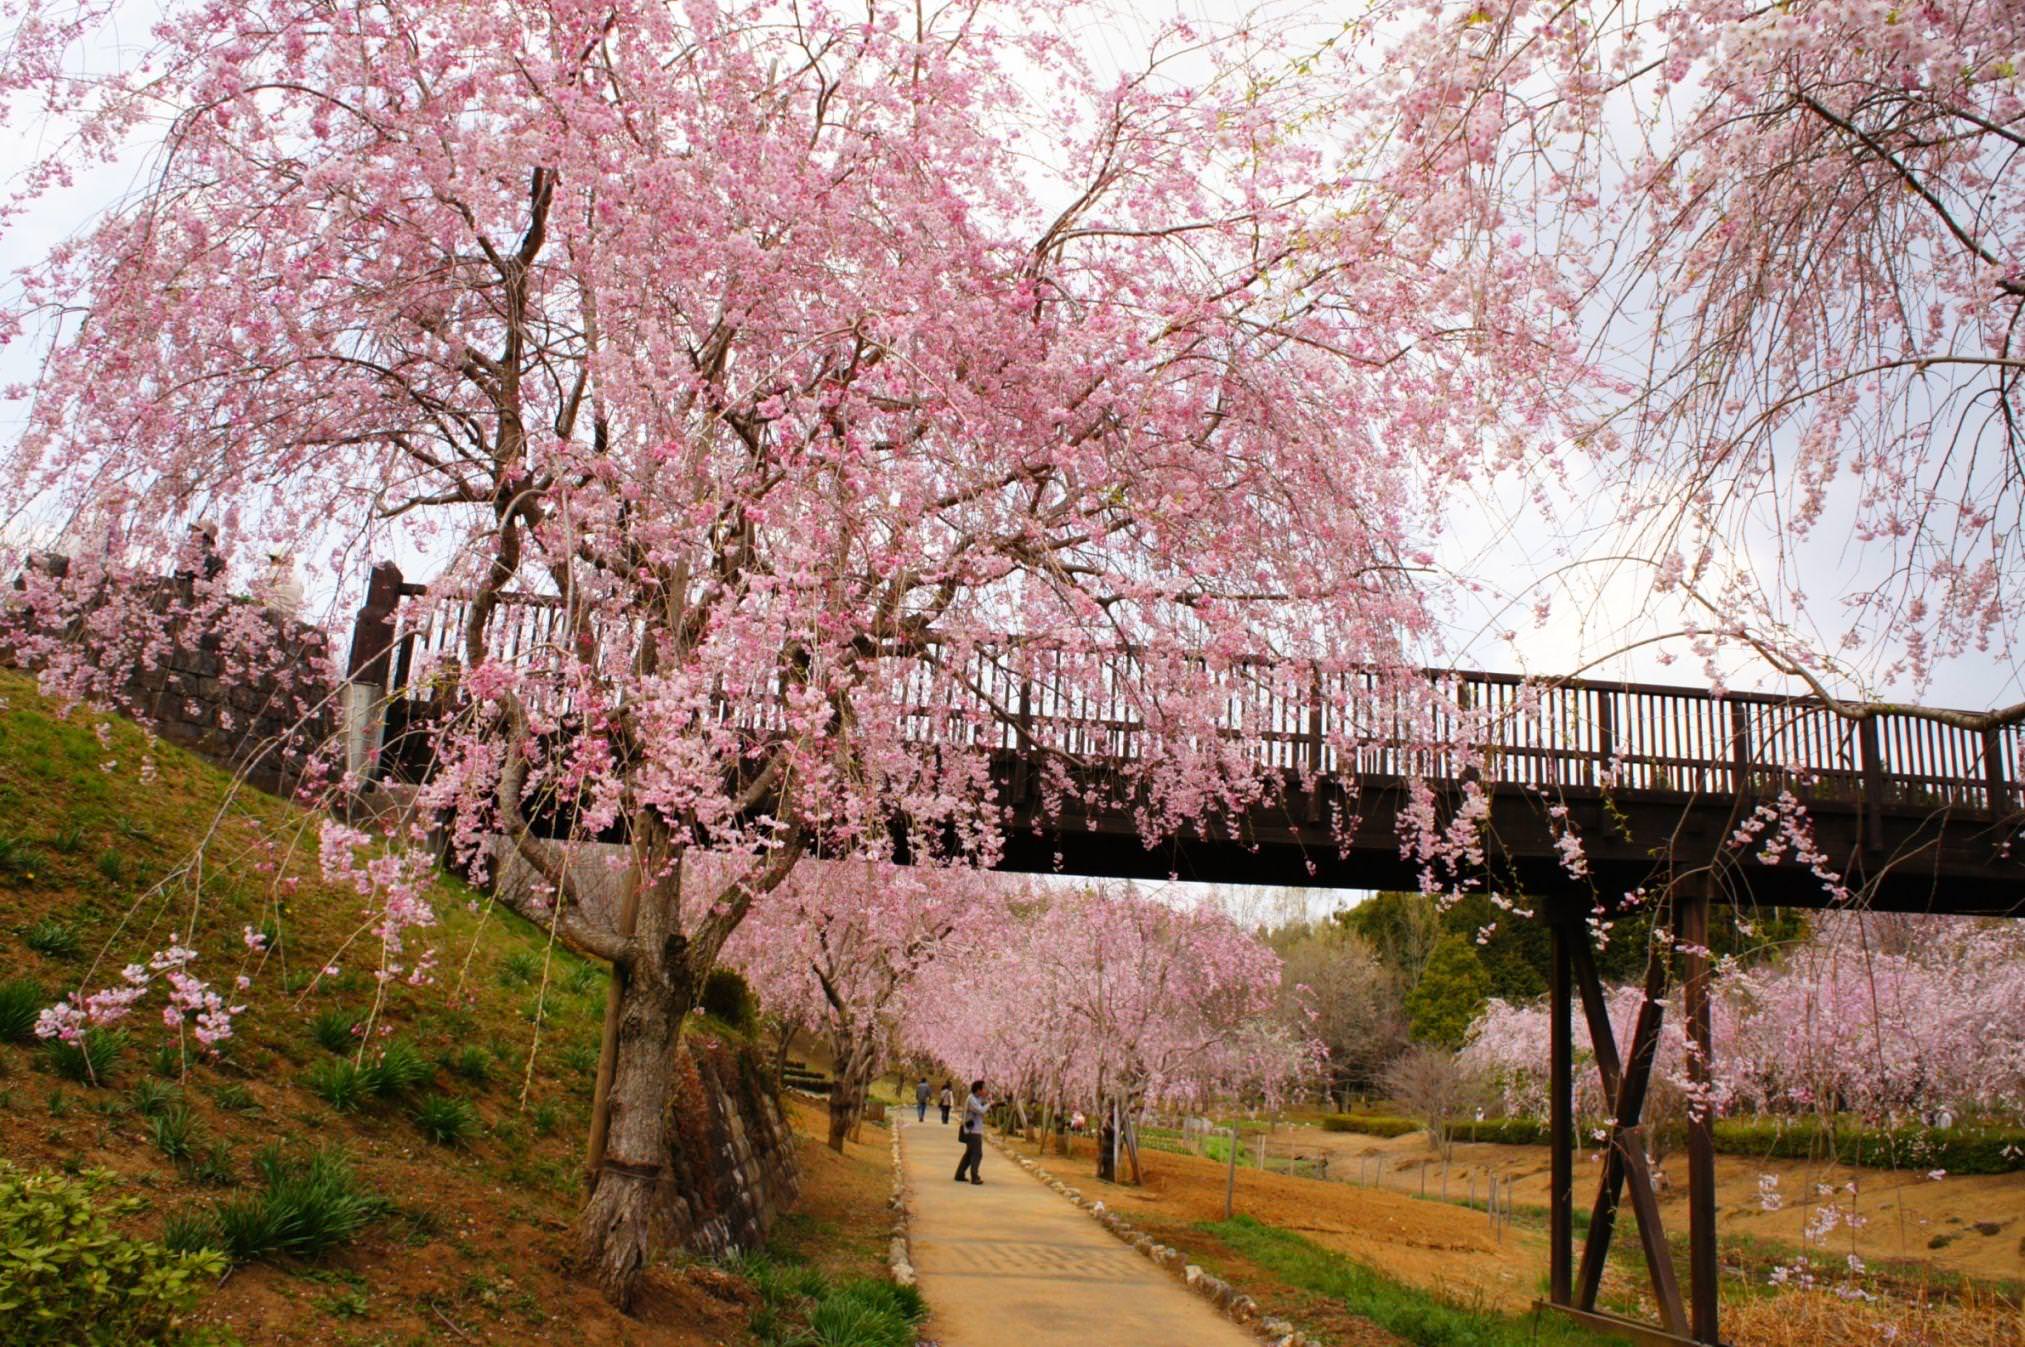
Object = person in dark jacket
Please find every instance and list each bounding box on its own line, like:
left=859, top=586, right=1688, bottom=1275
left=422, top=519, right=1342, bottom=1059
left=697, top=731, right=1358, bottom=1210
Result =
left=938, top=1081, right=954, bottom=1124
left=915, top=1077, right=931, bottom=1122
left=954, top=1079, right=988, bottom=1184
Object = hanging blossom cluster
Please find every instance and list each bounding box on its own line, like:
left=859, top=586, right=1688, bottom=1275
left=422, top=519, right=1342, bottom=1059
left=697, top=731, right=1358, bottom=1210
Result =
left=318, top=821, right=439, bottom=986
left=36, top=939, right=245, bottom=1051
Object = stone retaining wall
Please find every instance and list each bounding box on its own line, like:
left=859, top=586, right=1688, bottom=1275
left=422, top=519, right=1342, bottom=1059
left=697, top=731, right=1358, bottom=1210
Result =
left=663, top=1034, right=801, bottom=1257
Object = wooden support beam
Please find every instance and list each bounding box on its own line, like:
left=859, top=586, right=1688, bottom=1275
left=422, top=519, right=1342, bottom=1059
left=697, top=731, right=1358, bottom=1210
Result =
left=1571, top=935, right=1687, bottom=1335
left=1540, top=1301, right=1726, bottom=1347
left=1680, top=880, right=1720, bottom=1344
left=1550, top=915, right=1574, bottom=1306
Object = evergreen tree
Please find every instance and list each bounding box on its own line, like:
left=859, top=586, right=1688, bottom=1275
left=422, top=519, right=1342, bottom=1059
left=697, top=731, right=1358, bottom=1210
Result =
left=1404, top=934, right=1492, bottom=1050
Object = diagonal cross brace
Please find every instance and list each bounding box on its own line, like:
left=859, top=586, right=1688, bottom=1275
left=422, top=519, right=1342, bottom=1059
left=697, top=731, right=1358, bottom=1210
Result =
left=1570, top=930, right=1689, bottom=1337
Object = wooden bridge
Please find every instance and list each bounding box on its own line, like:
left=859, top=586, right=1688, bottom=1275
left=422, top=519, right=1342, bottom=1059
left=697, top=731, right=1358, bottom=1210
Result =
left=348, top=564, right=2024, bottom=1347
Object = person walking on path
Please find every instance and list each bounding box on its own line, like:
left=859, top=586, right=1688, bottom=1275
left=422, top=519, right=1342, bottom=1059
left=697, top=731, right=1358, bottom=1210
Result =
left=938, top=1081, right=954, bottom=1124
left=954, top=1079, right=987, bottom=1184
left=915, top=1077, right=932, bottom=1123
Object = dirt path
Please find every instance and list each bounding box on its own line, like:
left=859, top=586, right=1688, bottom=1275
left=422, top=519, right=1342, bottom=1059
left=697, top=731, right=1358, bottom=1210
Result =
left=897, top=1120, right=1259, bottom=1347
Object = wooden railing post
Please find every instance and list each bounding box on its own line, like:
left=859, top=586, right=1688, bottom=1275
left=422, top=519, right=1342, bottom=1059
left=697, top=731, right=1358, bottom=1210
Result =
left=1595, top=690, right=1615, bottom=788
left=1858, top=715, right=1885, bottom=852
left=1728, top=699, right=1751, bottom=797
left=1985, top=727, right=2010, bottom=819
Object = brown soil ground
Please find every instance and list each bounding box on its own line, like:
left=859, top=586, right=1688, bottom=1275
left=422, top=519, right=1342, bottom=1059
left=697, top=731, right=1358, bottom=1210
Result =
left=1032, top=1134, right=1552, bottom=1314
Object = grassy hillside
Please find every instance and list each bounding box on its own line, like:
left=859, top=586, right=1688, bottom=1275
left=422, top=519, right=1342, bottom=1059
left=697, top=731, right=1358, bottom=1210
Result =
left=0, top=668, right=898, bottom=1347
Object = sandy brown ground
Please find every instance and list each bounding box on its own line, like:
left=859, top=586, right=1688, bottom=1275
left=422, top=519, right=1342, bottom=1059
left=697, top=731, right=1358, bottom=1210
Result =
left=1288, top=1123, right=2025, bottom=1287
left=898, top=1120, right=1261, bottom=1347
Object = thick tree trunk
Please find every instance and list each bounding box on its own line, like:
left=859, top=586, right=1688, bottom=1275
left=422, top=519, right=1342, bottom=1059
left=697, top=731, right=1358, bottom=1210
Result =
left=827, top=1036, right=877, bottom=1152
left=575, top=865, right=696, bottom=1310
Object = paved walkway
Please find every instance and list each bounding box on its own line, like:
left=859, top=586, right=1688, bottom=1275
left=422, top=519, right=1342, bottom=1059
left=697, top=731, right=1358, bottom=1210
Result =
left=897, top=1120, right=1257, bottom=1347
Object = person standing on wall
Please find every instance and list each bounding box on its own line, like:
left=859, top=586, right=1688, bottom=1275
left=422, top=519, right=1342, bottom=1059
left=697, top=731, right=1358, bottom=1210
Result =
left=915, top=1077, right=931, bottom=1123
left=954, top=1079, right=988, bottom=1184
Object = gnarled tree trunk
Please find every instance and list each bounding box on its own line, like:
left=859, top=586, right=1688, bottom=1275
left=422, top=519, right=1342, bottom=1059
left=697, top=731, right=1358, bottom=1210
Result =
left=576, top=887, right=698, bottom=1309
left=826, top=1031, right=879, bottom=1152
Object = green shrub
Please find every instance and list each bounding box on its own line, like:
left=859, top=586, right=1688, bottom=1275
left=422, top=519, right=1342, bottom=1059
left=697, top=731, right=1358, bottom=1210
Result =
left=1450, top=1117, right=1548, bottom=1146
left=1711, top=1116, right=2025, bottom=1175
left=563, top=960, right=605, bottom=996
left=1321, top=1113, right=1420, bottom=1137
left=701, top=967, right=755, bottom=1032
left=206, top=1083, right=258, bottom=1114
left=411, top=1093, right=478, bottom=1146
left=530, top=1100, right=562, bottom=1136
left=149, top=1043, right=182, bottom=1078
left=304, top=1059, right=368, bottom=1113
left=361, top=1039, right=432, bottom=1097
left=95, top=849, right=127, bottom=886
left=0, top=977, right=43, bottom=1042
left=22, top=918, right=78, bottom=959
left=43, top=1028, right=126, bottom=1086
left=308, top=1008, right=358, bottom=1055
left=449, top=1044, right=492, bottom=1086
left=0, top=1161, right=226, bottom=1346
left=212, top=1145, right=385, bottom=1263
left=49, top=822, right=89, bottom=856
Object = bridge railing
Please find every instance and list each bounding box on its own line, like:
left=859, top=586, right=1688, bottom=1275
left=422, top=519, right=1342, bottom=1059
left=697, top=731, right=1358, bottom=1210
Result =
left=366, top=584, right=2020, bottom=816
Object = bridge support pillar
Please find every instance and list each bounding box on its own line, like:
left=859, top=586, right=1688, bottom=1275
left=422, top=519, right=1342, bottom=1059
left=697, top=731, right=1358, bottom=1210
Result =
left=1680, top=876, right=1720, bottom=1343
left=1548, top=905, right=1573, bottom=1305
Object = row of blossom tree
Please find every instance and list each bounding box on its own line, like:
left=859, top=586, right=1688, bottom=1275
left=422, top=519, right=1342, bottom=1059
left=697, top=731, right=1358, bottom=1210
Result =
left=1463, top=915, right=2025, bottom=1127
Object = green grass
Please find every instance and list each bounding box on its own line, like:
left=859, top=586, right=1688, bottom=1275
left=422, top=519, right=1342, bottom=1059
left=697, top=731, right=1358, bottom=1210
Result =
left=1199, top=1214, right=1620, bottom=1347
left=732, top=1251, right=925, bottom=1347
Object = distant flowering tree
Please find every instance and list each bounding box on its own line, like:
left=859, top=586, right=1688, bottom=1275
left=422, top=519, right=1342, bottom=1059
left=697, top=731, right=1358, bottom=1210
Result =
left=0, top=0, right=1576, bottom=1306
left=907, top=885, right=1314, bottom=1179
left=724, top=859, right=1011, bottom=1152
left=1462, top=916, right=2025, bottom=1127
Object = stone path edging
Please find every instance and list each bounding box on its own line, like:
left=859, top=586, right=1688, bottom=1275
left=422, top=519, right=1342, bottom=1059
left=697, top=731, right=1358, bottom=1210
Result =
left=987, top=1133, right=1317, bottom=1347
left=888, top=1121, right=917, bottom=1286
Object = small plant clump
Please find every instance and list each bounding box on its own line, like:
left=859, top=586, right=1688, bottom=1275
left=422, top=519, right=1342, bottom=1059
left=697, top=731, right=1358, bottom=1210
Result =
left=304, top=1058, right=368, bottom=1113
left=368, top=1038, right=433, bottom=1095
left=449, top=1044, right=492, bottom=1086
left=22, top=917, right=78, bottom=959
left=308, top=1008, right=359, bottom=1054
left=0, top=977, right=43, bottom=1042
left=212, top=1145, right=386, bottom=1263
left=411, top=1093, right=478, bottom=1147
left=43, top=1027, right=127, bottom=1087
